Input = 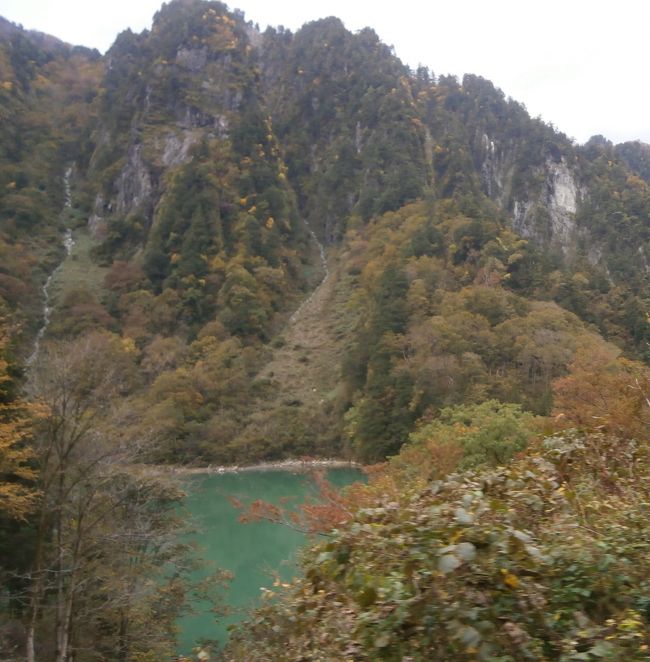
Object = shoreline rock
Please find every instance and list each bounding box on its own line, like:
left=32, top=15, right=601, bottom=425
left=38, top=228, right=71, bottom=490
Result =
left=142, top=458, right=363, bottom=476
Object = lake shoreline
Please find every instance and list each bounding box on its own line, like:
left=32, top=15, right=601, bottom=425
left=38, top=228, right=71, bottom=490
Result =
left=142, top=458, right=364, bottom=476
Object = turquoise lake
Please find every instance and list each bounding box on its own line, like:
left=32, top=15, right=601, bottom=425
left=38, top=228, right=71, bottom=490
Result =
left=177, top=467, right=363, bottom=655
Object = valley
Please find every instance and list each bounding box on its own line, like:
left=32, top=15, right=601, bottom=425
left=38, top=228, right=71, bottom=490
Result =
left=0, top=1, right=648, bottom=660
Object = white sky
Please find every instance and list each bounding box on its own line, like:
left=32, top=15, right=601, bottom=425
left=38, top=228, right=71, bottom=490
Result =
left=0, top=0, right=648, bottom=145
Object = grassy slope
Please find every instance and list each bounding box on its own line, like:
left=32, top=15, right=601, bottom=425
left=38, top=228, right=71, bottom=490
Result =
left=229, top=238, right=361, bottom=459
left=48, top=227, right=108, bottom=307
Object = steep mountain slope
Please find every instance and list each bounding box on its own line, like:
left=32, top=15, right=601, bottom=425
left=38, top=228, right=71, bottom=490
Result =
left=260, top=18, right=428, bottom=241
left=227, top=236, right=362, bottom=461
left=258, top=23, right=649, bottom=291
left=0, top=18, right=101, bottom=347
left=259, top=26, right=649, bottom=361
left=0, top=0, right=647, bottom=460
left=616, top=138, right=650, bottom=183
left=81, top=1, right=307, bottom=339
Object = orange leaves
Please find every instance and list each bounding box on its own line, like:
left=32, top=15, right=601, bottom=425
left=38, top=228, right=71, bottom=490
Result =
left=237, top=498, right=283, bottom=525
left=0, top=329, right=41, bottom=519
left=234, top=469, right=366, bottom=535
left=553, top=347, right=650, bottom=440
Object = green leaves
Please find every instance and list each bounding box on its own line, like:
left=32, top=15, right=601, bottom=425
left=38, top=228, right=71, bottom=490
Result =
left=226, top=430, right=650, bottom=660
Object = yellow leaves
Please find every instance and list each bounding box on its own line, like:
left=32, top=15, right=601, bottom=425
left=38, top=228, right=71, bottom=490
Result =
left=626, top=174, right=646, bottom=190
left=0, top=483, right=39, bottom=521
left=553, top=349, right=650, bottom=440
left=170, top=253, right=180, bottom=264
left=5, top=181, right=15, bottom=189
left=501, top=569, right=519, bottom=588
left=265, top=217, right=275, bottom=230
left=1, top=80, right=12, bottom=91
left=121, top=337, right=137, bottom=354
left=571, top=272, right=589, bottom=287
left=0, top=327, right=41, bottom=519
left=449, top=530, right=463, bottom=544
left=209, top=255, right=226, bottom=273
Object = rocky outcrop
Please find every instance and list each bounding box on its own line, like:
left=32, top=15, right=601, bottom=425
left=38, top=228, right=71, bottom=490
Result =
left=175, top=46, right=208, bottom=73
left=512, top=158, right=581, bottom=254
left=479, top=133, right=510, bottom=203
left=115, top=144, right=153, bottom=215
left=476, top=133, right=583, bottom=256
left=160, top=129, right=201, bottom=167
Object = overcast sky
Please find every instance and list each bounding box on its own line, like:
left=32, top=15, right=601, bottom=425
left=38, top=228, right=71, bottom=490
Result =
left=0, top=0, right=647, bottom=145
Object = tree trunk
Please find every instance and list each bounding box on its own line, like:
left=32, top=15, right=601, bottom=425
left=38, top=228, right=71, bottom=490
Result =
left=26, top=505, right=50, bottom=662
left=55, top=582, right=75, bottom=662
left=117, top=609, right=130, bottom=662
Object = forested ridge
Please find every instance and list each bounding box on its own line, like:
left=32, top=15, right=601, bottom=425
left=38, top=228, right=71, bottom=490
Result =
left=0, top=0, right=649, bottom=659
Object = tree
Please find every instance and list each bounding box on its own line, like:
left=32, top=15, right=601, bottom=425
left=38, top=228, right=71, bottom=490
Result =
left=22, top=332, right=206, bottom=662
left=553, top=347, right=650, bottom=439
left=0, top=325, right=39, bottom=520
left=387, top=400, right=538, bottom=488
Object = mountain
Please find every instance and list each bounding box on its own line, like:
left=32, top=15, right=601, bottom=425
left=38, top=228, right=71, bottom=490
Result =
left=0, top=1, right=647, bottom=459
left=1, top=1, right=650, bottom=659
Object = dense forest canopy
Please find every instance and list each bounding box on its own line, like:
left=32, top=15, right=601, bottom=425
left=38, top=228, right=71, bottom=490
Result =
left=0, top=0, right=648, bottom=659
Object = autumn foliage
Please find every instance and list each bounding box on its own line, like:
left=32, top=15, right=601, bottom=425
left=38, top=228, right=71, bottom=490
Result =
left=553, top=347, right=650, bottom=440
left=0, top=329, right=40, bottom=519
left=234, top=469, right=369, bottom=535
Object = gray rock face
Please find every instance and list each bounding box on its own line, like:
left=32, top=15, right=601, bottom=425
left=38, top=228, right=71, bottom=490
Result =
left=477, top=133, right=583, bottom=256
left=175, top=47, right=208, bottom=73
left=161, top=130, right=201, bottom=167
left=115, top=144, right=153, bottom=215
left=512, top=158, right=581, bottom=254
left=639, top=245, right=650, bottom=274
left=480, top=133, right=508, bottom=202
left=544, top=158, right=580, bottom=249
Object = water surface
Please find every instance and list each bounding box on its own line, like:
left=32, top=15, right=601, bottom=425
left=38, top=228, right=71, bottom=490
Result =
left=177, top=467, right=362, bottom=654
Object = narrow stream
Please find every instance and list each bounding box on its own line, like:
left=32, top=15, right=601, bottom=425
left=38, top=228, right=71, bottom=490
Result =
left=290, top=219, right=329, bottom=322
left=27, top=167, right=76, bottom=366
